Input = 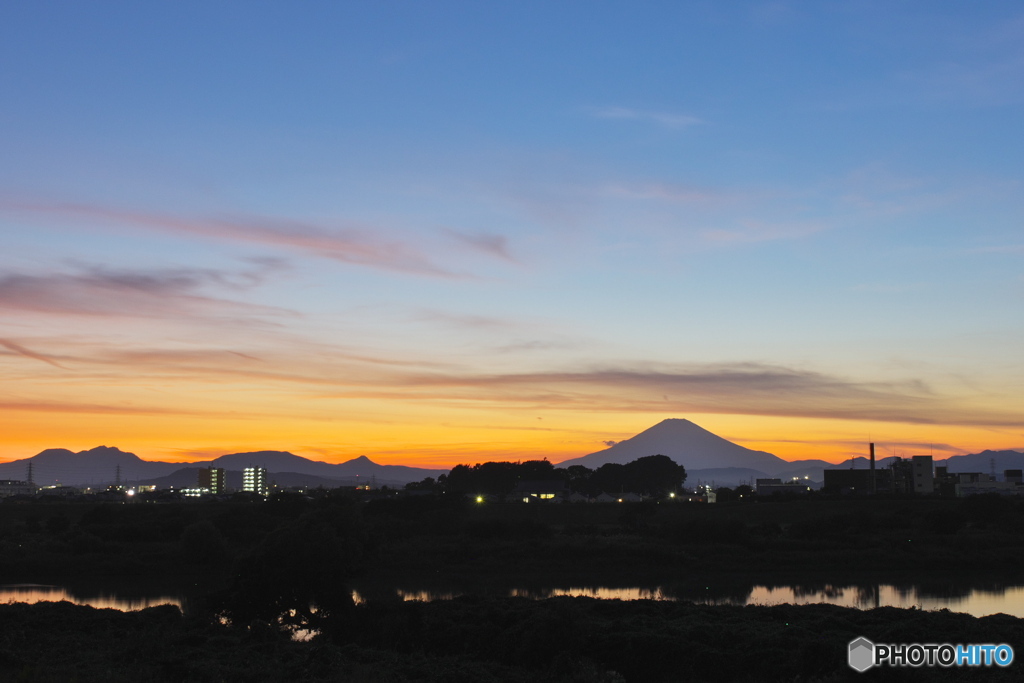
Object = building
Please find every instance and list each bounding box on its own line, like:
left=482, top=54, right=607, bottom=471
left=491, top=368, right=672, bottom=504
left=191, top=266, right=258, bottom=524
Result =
left=0, top=480, right=37, bottom=498
left=197, top=467, right=226, bottom=495
left=823, top=468, right=895, bottom=494
left=911, top=455, right=934, bottom=494
left=513, top=479, right=568, bottom=503
left=955, top=471, right=1024, bottom=497
left=242, top=466, right=268, bottom=497
left=825, top=457, right=935, bottom=495
left=758, top=481, right=812, bottom=496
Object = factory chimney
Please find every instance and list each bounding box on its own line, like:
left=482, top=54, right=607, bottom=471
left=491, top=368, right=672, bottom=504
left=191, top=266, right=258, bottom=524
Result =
left=869, top=442, right=876, bottom=495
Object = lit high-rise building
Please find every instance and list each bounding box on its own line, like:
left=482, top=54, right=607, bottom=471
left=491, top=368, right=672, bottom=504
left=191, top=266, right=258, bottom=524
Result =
left=243, top=466, right=268, bottom=497
left=197, top=467, right=226, bottom=495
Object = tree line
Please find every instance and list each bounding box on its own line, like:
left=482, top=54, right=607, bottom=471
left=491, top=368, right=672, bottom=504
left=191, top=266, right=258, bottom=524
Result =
left=405, top=454, right=687, bottom=498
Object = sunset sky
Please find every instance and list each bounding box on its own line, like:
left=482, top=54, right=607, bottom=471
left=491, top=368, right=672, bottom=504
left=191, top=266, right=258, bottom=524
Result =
left=2, top=2, right=1022, bottom=468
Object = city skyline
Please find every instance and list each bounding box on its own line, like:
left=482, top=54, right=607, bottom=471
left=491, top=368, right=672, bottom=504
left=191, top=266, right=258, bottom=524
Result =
left=2, top=2, right=1023, bottom=467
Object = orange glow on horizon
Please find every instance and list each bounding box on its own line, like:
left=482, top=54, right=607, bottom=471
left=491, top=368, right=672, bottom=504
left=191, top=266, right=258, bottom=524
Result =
left=2, top=404, right=1020, bottom=470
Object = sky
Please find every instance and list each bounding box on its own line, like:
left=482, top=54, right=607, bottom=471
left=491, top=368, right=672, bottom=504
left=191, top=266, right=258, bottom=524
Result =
left=1, top=1, right=1022, bottom=468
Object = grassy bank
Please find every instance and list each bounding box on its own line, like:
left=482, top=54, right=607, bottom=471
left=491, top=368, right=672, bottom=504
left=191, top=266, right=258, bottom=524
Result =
left=1, top=597, right=1022, bottom=682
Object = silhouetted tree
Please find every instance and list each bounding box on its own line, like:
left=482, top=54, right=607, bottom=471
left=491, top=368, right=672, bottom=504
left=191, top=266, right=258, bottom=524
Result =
left=563, top=465, right=594, bottom=493
left=517, top=459, right=561, bottom=480
left=588, top=456, right=685, bottom=496
left=591, top=463, right=628, bottom=494
left=626, top=454, right=686, bottom=496
left=404, top=476, right=437, bottom=492
left=214, top=508, right=364, bottom=638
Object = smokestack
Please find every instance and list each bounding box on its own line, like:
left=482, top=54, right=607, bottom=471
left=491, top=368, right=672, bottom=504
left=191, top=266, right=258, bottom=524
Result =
left=870, top=443, right=876, bottom=494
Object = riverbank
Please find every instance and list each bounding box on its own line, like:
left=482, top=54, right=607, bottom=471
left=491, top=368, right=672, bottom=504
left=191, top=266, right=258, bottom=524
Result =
left=2, top=597, right=1022, bottom=682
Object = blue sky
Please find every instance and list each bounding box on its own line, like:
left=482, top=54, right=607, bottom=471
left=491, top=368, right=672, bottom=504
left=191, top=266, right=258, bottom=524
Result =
left=1, top=1, right=1022, bottom=465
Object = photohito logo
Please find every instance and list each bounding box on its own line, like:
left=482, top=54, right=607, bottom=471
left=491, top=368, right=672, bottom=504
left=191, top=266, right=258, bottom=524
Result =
left=848, top=637, right=1014, bottom=671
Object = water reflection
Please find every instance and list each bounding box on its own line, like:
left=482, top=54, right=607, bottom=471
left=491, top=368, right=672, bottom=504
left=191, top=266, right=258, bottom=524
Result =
left=0, top=583, right=183, bottom=612
left=351, top=582, right=1024, bottom=618
left=511, top=586, right=672, bottom=601
left=9, top=581, right=1024, bottom=620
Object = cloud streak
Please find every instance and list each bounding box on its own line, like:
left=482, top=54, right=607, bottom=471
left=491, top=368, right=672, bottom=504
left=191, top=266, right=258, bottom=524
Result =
left=81, top=349, right=1017, bottom=430
left=444, top=229, right=516, bottom=262
left=588, top=106, right=703, bottom=128
left=600, top=182, right=727, bottom=204
left=0, top=263, right=293, bottom=321
left=0, top=339, right=67, bottom=369
left=0, top=399, right=207, bottom=417
left=2, top=201, right=458, bottom=278
left=323, top=362, right=1020, bottom=429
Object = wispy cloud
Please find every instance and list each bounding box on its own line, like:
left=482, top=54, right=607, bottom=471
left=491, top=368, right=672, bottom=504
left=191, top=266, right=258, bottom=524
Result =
left=0, top=263, right=292, bottom=321
left=362, top=362, right=1020, bottom=429
left=757, top=437, right=966, bottom=457
left=414, top=309, right=517, bottom=330
left=444, top=229, right=516, bottom=262
left=0, top=399, right=206, bottom=417
left=14, top=335, right=1021, bottom=432
left=1, top=201, right=458, bottom=278
left=0, top=338, right=68, bottom=369
left=191, top=358, right=1020, bottom=430
left=587, top=106, right=703, bottom=129
left=493, top=339, right=578, bottom=354
left=600, top=182, right=725, bottom=204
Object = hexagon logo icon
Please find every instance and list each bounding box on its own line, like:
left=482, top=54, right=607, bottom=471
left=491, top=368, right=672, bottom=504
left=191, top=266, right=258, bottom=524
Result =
left=848, top=637, right=875, bottom=672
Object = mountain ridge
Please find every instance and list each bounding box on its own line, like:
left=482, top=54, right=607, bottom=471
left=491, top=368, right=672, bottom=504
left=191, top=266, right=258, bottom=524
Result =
left=3, top=428, right=1021, bottom=489
left=0, top=446, right=446, bottom=487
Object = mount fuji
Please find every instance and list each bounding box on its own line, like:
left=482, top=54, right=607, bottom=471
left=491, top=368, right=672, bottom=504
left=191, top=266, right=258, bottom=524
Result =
left=558, top=418, right=790, bottom=479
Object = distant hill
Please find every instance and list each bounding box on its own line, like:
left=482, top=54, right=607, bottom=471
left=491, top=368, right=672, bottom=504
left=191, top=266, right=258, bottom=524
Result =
left=686, top=467, right=771, bottom=487
left=0, top=446, right=446, bottom=487
left=558, top=418, right=790, bottom=473
left=825, top=450, right=1024, bottom=475
left=938, top=449, right=1024, bottom=474
left=0, top=446, right=184, bottom=486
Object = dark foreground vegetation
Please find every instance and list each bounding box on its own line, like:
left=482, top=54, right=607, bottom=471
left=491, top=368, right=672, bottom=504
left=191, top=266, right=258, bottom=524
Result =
left=3, top=491, right=1024, bottom=680
left=2, top=598, right=1023, bottom=682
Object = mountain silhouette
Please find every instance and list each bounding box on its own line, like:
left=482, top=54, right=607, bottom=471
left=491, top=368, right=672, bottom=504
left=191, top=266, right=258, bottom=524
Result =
left=558, top=418, right=789, bottom=472
left=0, top=446, right=183, bottom=486
left=0, top=446, right=445, bottom=487
left=832, top=449, right=1024, bottom=474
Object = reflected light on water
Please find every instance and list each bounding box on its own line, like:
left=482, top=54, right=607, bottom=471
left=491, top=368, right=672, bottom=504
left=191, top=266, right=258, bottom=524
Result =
left=8, top=582, right=1024, bottom=620
left=702, top=585, right=1024, bottom=618
left=510, top=587, right=672, bottom=601
left=0, top=584, right=183, bottom=612
left=352, top=584, right=1024, bottom=618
